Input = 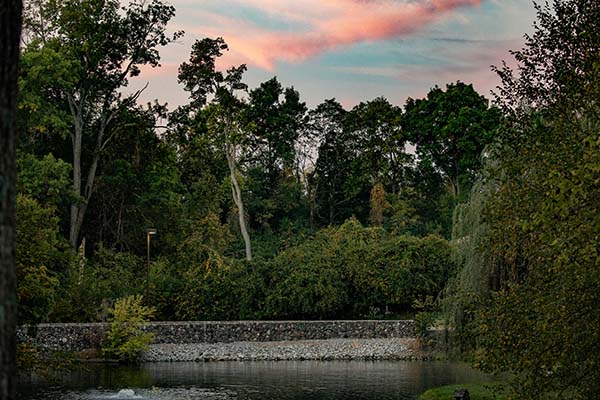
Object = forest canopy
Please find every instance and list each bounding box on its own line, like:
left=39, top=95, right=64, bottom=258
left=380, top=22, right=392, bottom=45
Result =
left=16, top=0, right=501, bottom=325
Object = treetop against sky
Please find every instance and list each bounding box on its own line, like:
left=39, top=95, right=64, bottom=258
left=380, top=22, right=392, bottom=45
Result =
left=128, top=0, right=536, bottom=109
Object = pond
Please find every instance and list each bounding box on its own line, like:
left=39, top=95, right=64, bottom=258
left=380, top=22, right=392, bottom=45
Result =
left=18, top=360, right=491, bottom=400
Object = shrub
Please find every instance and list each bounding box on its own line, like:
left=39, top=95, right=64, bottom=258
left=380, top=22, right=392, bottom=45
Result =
left=265, top=218, right=454, bottom=319
left=102, top=295, right=155, bottom=363
left=51, top=247, right=144, bottom=322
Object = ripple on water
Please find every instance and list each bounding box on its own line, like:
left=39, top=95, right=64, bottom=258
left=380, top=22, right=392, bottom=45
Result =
left=55, top=387, right=237, bottom=400
left=18, top=360, right=494, bottom=400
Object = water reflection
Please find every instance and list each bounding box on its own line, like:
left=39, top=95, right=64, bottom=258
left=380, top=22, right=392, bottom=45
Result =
left=19, top=361, right=491, bottom=400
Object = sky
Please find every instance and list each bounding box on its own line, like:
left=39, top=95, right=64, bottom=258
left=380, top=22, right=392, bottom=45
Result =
left=128, top=0, right=537, bottom=110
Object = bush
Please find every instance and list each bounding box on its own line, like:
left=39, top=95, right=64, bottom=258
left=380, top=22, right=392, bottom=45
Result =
left=102, top=295, right=155, bottom=363
left=148, top=218, right=454, bottom=321
left=175, top=254, right=267, bottom=320
left=51, top=247, right=144, bottom=322
left=149, top=256, right=184, bottom=320
left=264, top=218, right=454, bottom=319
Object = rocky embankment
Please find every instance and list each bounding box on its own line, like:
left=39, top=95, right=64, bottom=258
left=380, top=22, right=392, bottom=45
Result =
left=19, top=320, right=423, bottom=361
left=143, top=337, right=422, bottom=362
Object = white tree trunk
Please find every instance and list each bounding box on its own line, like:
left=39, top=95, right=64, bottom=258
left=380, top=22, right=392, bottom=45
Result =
left=226, top=143, right=252, bottom=261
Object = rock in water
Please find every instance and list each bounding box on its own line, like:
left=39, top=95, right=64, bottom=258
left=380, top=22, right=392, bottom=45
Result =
left=453, top=388, right=470, bottom=400
left=115, top=389, right=136, bottom=398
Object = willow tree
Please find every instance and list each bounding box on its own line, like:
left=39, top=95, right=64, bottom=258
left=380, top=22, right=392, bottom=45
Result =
left=20, top=0, right=181, bottom=248
left=446, top=1, right=600, bottom=398
left=177, top=38, right=252, bottom=261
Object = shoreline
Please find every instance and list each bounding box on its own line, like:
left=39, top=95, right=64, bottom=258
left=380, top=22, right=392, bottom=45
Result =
left=142, top=337, right=425, bottom=362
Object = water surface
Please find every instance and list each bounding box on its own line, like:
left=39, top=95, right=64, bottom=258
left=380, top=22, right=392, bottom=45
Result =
left=18, top=360, right=491, bottom=400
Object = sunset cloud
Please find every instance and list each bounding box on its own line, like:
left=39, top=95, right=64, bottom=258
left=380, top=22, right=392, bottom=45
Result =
left=186, top=0, right=483, bottom=70
left=127, top=0, right=535, bottom=111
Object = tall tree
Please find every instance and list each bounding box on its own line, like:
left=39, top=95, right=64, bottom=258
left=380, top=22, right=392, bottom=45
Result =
left=242, top=77, right=307, bottom=230
left=177, top=37, right=252, bottom=260
left=404, top=82, right=501, bottom=199
left=244, top=77, right=307, bottom=187
left=347, top=97, right=405, bottom=193
left=0, top=0, right=23, bottom=398
left=472, top=1, right=600, bottom=398
left=20, top=0, right=181, bottom=248
left=84, top=104, right=185, bottom=254
left=310, top=99, right=354, bottom=225
left=312, top=97, right=408, bottom=226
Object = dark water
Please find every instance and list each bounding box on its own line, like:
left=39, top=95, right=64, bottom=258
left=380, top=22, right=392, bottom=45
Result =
left=18, top=361, right=491, bottom=400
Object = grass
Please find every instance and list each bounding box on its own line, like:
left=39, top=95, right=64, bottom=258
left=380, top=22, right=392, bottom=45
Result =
left=418, top=382, right=510, bottom=400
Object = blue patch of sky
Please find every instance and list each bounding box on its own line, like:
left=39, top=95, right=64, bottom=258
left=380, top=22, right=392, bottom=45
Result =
left=186, top=1, right=308, bottom=32
left=427, top=0, right=536, bottom=41
left=313, top=38, right=458, bottom=83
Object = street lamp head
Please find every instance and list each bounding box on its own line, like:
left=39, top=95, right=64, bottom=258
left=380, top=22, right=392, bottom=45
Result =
left=146, top=228, right=157, bottom=235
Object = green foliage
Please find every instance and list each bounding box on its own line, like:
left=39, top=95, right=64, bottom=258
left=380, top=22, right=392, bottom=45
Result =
left=17, top=152, right=72, bottom=208
left=369, top=183, right=389, bottom=226
left=265, top=234, right=349, bottom=319
left=265, top=218, right=454, bottom=319
left=20, top=0, right=183, bottom=249
left=151, top=217, right=454, bottom=321
left=418, top=382, right=509, bottom=400
left=403, top=82, right=501, bottom=237
left=16, top=2, right=501, bottom=329
left=17, top=344, right=77, bottom=376
left=440, top=1, right=600, bottom=399
left=477, top=111, right=600, bottom=399
left=148, top=257, right=182, bottom=320
left=78, top=105, right=186, bottom=254
left=102, top=295, right=155, bottom=363
left=52, top=247, right=144, bottom=322
left=175, top=254, right=266, bottom=320
left=16, top=194, right=63, bottom=324
left=440, top=178, right=494, bottom=352
left=404, top=81, right=501, bottom=199
left=311, top=97, right=409, bottom=226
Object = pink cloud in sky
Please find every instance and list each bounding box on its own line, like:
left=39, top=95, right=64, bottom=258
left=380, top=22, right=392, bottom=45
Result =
left=187, top=0, right=483, bottom=70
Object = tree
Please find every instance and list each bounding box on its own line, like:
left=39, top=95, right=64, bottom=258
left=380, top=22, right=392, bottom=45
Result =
left=177, top=37, right=252, bottom=260
left=16, top=194, right=61, bottom=324
left=82, top=104, right=185, bottom=254
left=369, top=183, right=389, bottom=227
left=244, top=77, right=307, bottom=188
left=448, top=1, right=600, bottom=398
left=310, top=99, right=354, bottom=225
left=404, top=82, right=501, bottom=199
left=347, top=97, right=406, bottom=194
left=102, top=294, right=155, bottom=363
left=242, top=77, right=308, bottom=231
left=20, top=0, right=181, bottom=249
left=0, top=0, right=23, bottom=398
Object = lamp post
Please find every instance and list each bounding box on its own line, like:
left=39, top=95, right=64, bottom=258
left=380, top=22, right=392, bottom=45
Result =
left=146, top=228, right=157, bottom=305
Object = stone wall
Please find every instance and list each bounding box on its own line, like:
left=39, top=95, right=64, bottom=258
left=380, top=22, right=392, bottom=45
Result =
left=18, top=320, right=416, bottom=352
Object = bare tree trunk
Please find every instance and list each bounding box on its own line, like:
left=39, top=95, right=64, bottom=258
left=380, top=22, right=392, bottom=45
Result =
left=67, top=94, right=84, bottom=248
left=0, top=1, right=22, bottom=399
left=69, top=119, right=82, bottom=248
left=306, top=174, right=316, bottom=231
left=226, top=143, right=252, bottom=261
left=67, top=98, right=113, bottom=249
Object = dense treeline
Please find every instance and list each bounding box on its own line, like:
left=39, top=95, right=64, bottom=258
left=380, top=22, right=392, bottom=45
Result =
left=17, top=0, right=500, bottom=325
